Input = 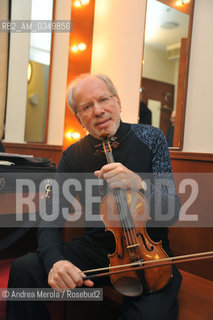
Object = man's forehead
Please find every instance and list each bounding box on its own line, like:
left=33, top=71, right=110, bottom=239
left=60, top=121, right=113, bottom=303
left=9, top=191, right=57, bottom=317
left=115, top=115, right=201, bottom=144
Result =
left=74, top=77, right=109, bottom=98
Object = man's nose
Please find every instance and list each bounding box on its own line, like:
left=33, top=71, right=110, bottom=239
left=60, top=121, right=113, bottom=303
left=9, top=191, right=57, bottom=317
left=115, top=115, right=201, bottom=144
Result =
left=93, top=101, right=105, bottom=115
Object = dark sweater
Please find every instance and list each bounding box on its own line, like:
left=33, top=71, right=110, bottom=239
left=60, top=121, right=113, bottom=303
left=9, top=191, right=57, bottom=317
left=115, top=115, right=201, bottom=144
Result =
left=37, top=122, right=180, bottom=274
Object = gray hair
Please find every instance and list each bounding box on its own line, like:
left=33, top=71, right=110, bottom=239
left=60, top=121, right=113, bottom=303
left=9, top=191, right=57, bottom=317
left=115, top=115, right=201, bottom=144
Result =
left=67, top=73, right=118, bottom=113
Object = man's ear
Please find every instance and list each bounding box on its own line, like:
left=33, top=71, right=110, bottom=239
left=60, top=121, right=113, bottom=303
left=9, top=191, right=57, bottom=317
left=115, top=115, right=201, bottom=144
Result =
left=115, top=96, right=122, bottom=112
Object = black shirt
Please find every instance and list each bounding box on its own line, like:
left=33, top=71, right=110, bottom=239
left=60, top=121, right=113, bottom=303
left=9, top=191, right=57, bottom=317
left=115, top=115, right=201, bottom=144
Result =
left=37, top=122, right=180, bottom=274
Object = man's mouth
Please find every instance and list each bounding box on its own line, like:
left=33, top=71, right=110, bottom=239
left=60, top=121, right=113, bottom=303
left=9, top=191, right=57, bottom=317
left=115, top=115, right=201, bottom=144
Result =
left=95, top=119, right=111, bottom=128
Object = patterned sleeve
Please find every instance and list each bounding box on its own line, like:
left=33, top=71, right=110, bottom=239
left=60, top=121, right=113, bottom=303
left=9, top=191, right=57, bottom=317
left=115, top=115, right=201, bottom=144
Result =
left=132, top=124, right=181, bottom=227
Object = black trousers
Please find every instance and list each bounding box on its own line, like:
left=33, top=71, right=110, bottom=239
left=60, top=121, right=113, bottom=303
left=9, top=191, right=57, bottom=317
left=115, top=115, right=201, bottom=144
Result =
left=7, top=235, right=182, bottom=320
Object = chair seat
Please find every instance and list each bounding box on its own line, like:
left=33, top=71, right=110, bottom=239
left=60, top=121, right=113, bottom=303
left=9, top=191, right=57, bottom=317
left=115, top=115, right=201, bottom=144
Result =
left=0, top=258, right=65, bottom=320
left=0, top=258, right=15, bottom=320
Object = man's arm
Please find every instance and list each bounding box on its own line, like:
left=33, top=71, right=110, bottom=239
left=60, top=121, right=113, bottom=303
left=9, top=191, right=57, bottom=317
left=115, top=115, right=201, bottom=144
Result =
left=37, top=148, right=94, bottom=290
left=95, top=126, right=180, bottom=227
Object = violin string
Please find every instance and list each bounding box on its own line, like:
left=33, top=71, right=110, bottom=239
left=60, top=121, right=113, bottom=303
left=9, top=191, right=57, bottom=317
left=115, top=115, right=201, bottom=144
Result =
left=104, top=139, right=140, bottom=262
left=113, top=189, right=133, bottom=248
left=115, top=188, right=140, bottom=255
left=114, top=188, right=140, bottom=262
left=104, top=140, right=132, bottom=248
left=123, top=192, right=142, bottom=258
left=113, top=188, right=138, bottom=250
left=104, top=140, right=134, bottom=250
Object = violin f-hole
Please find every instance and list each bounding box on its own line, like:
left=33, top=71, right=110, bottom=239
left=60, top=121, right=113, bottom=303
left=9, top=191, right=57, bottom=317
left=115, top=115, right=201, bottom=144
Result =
left=136, top=233, right=154, bottom=252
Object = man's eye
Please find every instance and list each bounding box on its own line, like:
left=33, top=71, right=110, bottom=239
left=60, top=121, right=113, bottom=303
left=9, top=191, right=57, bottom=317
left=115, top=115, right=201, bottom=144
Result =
left=100, top=97, right=108, bottom=103
left=83, top=104, right=92, bottom=111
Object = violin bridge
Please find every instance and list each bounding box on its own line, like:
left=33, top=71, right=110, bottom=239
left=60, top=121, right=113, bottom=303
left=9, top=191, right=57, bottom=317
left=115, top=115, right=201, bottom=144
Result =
left=126, top=243, right=140, bottom=249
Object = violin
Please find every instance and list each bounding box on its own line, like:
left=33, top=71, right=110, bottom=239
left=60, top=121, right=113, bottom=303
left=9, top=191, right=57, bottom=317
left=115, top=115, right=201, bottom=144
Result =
left=82, top=137, right=213, bottom=297
left=99, top=138, right=171, bottom=297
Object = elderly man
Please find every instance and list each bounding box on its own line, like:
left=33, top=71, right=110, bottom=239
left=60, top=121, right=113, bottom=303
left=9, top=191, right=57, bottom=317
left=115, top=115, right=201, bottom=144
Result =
left=7, top=74, right=182, bottom=320
left=167, top=110, right=176, bottom=147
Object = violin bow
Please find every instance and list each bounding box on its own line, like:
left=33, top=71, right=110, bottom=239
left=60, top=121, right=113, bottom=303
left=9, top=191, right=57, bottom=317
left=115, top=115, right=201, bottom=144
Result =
left=81, top=251, right=213, bottom=281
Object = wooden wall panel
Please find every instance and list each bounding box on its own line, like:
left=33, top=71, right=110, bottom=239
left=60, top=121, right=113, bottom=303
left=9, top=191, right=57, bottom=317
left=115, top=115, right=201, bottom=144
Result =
left=169, top=227, right=213, bottom=281
left=3, top=142, right=62, bottom=165
left=141, top=77, right=174, bottom=137
left=169, top=151, right=213, bottom=281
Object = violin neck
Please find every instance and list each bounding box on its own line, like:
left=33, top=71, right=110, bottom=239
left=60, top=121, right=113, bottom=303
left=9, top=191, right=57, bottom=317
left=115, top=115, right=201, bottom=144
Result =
left=103, top=139, right=115, bottom=164
left=106, top=151, right=114, bottom=164
left=102, top=139, right=135, bottom=230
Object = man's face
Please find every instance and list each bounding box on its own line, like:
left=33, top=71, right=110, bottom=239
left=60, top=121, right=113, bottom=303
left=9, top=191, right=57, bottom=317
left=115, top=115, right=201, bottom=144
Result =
left=74, top=77, right=122, bottom=139
left=170, top=111, right=176, bottom=126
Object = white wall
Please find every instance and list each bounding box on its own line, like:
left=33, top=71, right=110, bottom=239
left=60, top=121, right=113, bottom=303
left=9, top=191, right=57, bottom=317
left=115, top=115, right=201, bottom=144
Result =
left=29, top=0, right=53, bottom=65
left=91, top=0, right=213, bottom=153
left=183, top=0, right=213, bottom=153
left=4, top=0, right=31, bottom=143
left=91, top=0, right=146, bottom=124
left=4, top=0, right=71, bottom=145
left=47, top=0, right=71, bottom=145
left=142, top=45, right=176, bottom=84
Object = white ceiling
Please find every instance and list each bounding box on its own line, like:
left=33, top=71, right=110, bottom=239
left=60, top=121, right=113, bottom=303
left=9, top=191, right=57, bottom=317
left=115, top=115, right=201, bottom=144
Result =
left=145, top=0, right=189, bottom=51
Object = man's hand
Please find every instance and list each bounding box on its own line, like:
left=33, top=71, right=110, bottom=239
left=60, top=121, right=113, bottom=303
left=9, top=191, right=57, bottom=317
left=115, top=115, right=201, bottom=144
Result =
left=94, top=162, right=143, bottom=190
left=48, top=260, right=94, bottom=292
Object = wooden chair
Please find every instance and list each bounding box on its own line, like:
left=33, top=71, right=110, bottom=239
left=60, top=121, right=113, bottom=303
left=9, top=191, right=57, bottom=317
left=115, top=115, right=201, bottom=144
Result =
left=178, top=270, right=213, bottom=320
left=101, top=270, right=213, bottom=320
left=63, top=223, right=213, bottom=319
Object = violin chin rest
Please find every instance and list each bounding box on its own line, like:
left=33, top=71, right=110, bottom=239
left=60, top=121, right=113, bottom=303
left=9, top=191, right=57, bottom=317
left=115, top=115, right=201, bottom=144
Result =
left=113, top=276, right=143, bottom=297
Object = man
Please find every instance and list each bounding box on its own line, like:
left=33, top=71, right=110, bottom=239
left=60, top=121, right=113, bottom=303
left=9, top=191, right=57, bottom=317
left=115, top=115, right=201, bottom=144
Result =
left=167, top=110, right=176, bottom=147
left=7, top=74, right=182, bottom=320
left=139, top=101, right=152, bottom=125
left=138, top=88, right=152, bottom=125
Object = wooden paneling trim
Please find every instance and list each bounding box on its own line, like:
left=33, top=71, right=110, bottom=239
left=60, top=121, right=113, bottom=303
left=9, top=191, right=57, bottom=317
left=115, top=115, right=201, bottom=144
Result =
left=173, top=38, right=187, bottom=149
left=170, top=151, right=213, bottom=162
left=174, top=0, right=195, bottom=150
left=157, top=0, right=191, bottom=14
left=44, top=0, right=56, bottom=143
left=3, top=142, right=63, bottom=165
left=3, top=142, right=62, bottom=151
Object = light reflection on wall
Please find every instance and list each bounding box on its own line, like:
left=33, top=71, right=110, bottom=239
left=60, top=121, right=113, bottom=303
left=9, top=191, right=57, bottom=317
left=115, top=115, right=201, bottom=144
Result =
left=24, top=0, right=53, bottom=142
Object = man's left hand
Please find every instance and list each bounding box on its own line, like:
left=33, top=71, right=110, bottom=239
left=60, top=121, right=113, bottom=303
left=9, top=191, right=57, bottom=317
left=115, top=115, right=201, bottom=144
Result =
left=94, top=162, right=142, bottom=190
